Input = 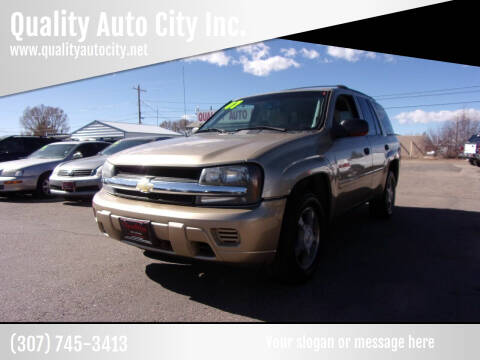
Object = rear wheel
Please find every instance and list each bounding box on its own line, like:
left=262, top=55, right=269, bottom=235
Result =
left=271, top=192, right=325, bottom=283
left=35, top=172, right=51, bottom=198
left=369, top=170, right=396, bottom=218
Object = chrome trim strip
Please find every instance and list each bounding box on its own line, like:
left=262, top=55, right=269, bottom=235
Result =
left=103, top=176, right=247, bottom=196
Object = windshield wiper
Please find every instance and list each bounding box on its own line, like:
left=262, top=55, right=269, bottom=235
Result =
left=234, top=126, right=287, bottom=132
left=196, top=128, right=227, bottom=133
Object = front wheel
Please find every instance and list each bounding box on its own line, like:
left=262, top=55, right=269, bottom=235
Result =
left=271, top=192, right=325, bottom=283
left=369, top=170, right=396, bottom=218
left=35, top=173, right=51, bottom=198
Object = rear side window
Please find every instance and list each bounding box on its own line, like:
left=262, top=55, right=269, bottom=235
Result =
left=370, top=101, right=395, bottom=135
left=357, top=97, right=379, bottom=135
left=0, top=137, right=24, bottom=154
left=23, top=138, right=47, bottom=153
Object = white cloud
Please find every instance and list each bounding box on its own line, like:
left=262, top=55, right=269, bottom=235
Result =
left=237, top=42, right=270, bottom=60
left=300, top=48, right=319, bottom=59
left=239, top=55, right=299, bottom=76
left=326, top=46, right=392, bottom=62
left=384, top=54, right=395, bottom=63
left=236, top=42, right=299, bottom=76
left=184, top=51, right=231, bottom=66
left=394, top=108, right=480, bottom=124
left=326, top=46, right=369, bottom=62
left=280, top=48, right=297, bottom=57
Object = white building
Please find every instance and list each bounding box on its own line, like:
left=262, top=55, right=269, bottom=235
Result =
left=70, top=120, right=180, bottom=141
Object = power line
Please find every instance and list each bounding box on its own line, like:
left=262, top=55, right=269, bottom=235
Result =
left=384, top=100, right=480, bottom=109
left=377, top=89, right=480, bottom=101
left=374, top=85, right=480, bottom=98
left=143, top=98, right=224, bottom=105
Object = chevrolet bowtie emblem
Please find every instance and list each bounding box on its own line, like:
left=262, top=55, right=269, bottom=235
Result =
left=136, top=178, right=154, bottom=193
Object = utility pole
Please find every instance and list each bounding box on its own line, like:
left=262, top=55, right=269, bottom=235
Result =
left=132, top=84, right=146, bottom=124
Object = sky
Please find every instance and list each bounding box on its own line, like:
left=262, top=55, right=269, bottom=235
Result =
left=1, top=38, right=480, bottom=136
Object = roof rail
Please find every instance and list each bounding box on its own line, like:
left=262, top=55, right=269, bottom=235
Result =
left=286, top=85, right=349, bottom=91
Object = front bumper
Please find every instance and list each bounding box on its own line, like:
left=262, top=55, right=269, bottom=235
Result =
left=0, top=175, right=37, bottom=193
left=92, top=189, right=286, bottom=264
left=49, top=174, right=101, bottom=197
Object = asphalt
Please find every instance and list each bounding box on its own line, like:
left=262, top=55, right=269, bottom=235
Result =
left=0, top=159, right=479, bottom=322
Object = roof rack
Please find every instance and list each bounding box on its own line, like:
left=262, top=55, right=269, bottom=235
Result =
left=286, top=85, right=349, bottom=91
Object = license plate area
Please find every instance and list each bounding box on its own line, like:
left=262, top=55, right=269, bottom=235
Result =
left=119, top=217, right=152, bottom=245
left=62, top=181, right=76, bottom=192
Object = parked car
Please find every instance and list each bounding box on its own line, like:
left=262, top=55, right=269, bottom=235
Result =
left=0, top=135, right=63, bottom=162
left=464, top=134, right=480, bottom=166
left=92, top=85, right=400, bottom=282
left=0, top=141, right=109, bottom=197
left=49, top=136, right=176, bottom=200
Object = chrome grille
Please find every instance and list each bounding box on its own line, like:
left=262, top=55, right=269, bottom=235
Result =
left=58, top=169, right=93, bottom=177
left=114, top=166, right=202, bottom=181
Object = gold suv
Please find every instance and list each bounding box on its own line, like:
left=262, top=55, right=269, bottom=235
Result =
left=93, top=86, right=400, bottom=282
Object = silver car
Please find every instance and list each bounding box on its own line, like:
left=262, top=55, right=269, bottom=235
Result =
left=49, top=136, right=176, bottom=199
left=0, top=141, right=109, bottom=197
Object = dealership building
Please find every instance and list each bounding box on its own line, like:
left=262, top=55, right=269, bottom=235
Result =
left=70, top=120, right=180, bottom=141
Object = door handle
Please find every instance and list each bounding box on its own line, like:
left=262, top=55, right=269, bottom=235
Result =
left=364, top=147, right=370, bottom=155
left=385, top=144, right=389, bottom=151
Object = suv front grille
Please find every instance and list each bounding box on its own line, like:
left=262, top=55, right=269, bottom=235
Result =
left=114, top=188, right=196, bottom=206
left=114, top=166, right=202, bottom=181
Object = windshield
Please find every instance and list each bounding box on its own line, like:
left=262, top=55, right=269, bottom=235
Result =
left=199, top=91, right=329, bottom=132
left=28, top=143, right=76, bottom=159
left=100, top=138, right=153, bottom=155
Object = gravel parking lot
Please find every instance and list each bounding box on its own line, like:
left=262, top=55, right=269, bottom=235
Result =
left=1, top=159, right=479, bottom=322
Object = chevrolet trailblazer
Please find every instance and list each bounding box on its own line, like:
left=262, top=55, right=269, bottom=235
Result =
left=92, top=86, right=400, bottom=282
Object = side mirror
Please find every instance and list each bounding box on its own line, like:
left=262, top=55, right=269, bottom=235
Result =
left=72, top=151, right=83, bottom=159
left=191, top=127, right=199, bottom=134
left=334, top=118, right=369, bottom=137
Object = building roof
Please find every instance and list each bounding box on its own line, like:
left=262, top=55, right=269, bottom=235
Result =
left=71, top=120, right=180, bottom=139
left=100, top=121, right=180, bottom=135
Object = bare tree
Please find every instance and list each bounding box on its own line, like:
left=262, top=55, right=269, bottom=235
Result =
left=159, top=119, right=191, bottom=135
left=19, top=105, right=70, bottom=136
left=426, top=109, right=480, bottom=157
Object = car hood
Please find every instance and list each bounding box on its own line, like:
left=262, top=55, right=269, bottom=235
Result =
left=58, top=155, right=107, bottom=170
left=0, top=157, right=62, bottom=171
left=108, top=131, right=308, bottom=167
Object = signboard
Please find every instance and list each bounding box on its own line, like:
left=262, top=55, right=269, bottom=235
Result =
left=197, top=106, right=252, bottom=123
left=197, top=110, right=215, bottom=122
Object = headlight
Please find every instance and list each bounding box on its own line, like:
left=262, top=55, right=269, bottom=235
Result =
left=197, top=164, right=263, bottom=205
left=92, top=165, right=103, bottom=176
left=102, top=161, right=115, bottom=179
left=2, top=169, right=23, bottom=177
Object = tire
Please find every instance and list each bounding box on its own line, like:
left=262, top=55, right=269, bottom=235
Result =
left=369, top=170, right=396, bottom=219
left=35, top=172, right=52, bottom=198
left=271, top=192, right=326, bottom=284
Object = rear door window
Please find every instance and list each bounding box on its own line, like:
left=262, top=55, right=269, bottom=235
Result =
left=357, top=97, right=379, bottom=135
left=370, top=101, right=395, bottom=135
